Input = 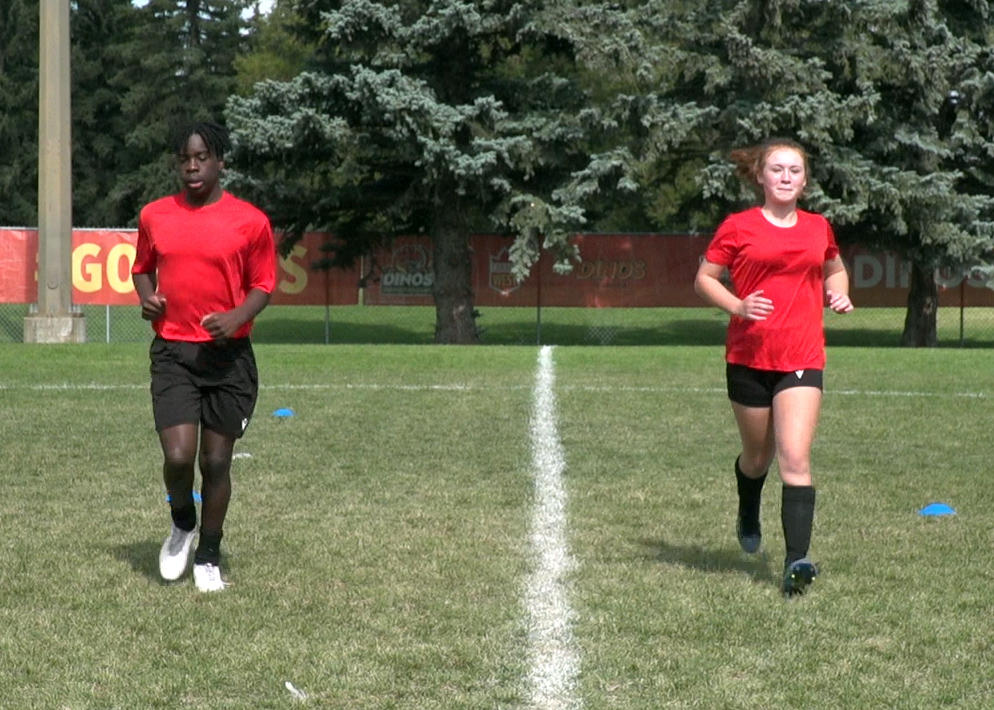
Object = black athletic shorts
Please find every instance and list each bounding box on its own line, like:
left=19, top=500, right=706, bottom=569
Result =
left=149, top=336, right=259, bottom=438
left=726, top=363, right=823, bottom=408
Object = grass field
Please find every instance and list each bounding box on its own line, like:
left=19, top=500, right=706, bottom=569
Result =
left=2, top=331, right=994, bottom=707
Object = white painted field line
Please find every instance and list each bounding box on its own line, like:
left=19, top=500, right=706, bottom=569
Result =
left=525, top=345, right=581, bottom=710
left=2, top=381, right=991, bottom=400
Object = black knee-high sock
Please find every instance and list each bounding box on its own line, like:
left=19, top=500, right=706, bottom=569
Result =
left=170, top=502, right=197, bottom=532
left=735, top=456, right=767, bottom=533
left=195, top=529, right=223, bottom=565
left=782, top=485, right=816, bottom=564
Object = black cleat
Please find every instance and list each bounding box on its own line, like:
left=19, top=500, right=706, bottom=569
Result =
left=736, top=515, right=761, bottom=554
left=782, top=558, right=818, bottom=598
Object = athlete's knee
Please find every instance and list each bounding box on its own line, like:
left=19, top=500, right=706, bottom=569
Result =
left=777, top=453, right=811, bottom=485
left=159, top=426, right=198, bottom=471
left=199, top=450, right=232, bottom=481
left=739, top=440, right=775, bottom=474
left=162, top=444, right=196, bottom=471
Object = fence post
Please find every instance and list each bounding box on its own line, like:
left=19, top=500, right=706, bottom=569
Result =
left=324, top=265, right=331, bottom=344
left=959, top=279, right=965, bottom=347
left=535, top=248, right=543, bottom=346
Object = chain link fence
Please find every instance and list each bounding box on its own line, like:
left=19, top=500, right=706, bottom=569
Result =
left=1, top=304, right=151, bottom=344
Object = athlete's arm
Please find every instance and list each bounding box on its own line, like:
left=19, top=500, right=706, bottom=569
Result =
left=133, top=272, right=166, bottom=321
left=824, top=256, right=854, bottom=313
left=694, top=259, right=773, bottom=321
left=200, top=288, right=271, bottom=340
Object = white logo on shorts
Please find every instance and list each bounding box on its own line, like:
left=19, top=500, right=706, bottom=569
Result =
left=795, top=370, right=804, bottom=379
left=241, top=418, right=249, bottom=432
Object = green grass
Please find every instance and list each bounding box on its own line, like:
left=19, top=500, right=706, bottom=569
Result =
left=1, top=341, right=993, bottom=707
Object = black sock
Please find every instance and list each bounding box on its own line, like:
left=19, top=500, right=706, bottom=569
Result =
left=194, top=529, right=223, bottom=565
left=735, top=456, right=767, bottom=534
left=170, top=503, right=197, bottom=532
left=782, top=485, right=816, bottom=565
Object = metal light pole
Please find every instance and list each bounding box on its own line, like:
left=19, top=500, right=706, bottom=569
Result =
left=24, top=0, right=85, bottom=343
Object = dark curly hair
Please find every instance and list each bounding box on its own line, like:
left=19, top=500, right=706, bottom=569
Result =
left=171, top=121, right=231, bottom=161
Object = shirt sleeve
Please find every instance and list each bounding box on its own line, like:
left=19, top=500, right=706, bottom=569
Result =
left=704, top=215, right=738, bottom=266
left=132, top=214, right=156, bottom=275
left=246, top=217, right=277, bottom=294
left=824, top=220, right=840, bottom=261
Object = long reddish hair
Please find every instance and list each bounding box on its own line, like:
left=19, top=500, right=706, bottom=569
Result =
left=729, top=138, right=809, bottom=192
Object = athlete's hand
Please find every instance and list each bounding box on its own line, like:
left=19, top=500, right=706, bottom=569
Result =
left=736, top=290, right=773, bottom=321
left=201, top=311, right=244, bottom=341
left=140, top=293, right=166, bottom=321
left=826, top=290, right=854, bottom=314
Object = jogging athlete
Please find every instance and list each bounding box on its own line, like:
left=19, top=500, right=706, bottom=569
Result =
left=694, top=137, right=853, bottom=598
left=133, top=121, right=276, bottom=592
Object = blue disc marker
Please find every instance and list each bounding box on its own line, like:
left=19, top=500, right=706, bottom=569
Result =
left=273, top=407, right=294, bottom=418
left=165, top=492, right=203, bottom=503
left=919, top=502, right=955, bottom=516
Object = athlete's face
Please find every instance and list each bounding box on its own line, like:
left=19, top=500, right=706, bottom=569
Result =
left=176, top=133, right=224, bottom=206
left=758, top=147, right=806, bottom=207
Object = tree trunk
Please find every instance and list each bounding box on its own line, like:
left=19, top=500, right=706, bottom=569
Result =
left=900, top=260, right=938, bottom=347
left=431, top=205, right=479, bottom=344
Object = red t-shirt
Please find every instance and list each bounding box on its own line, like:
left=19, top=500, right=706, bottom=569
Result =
left=704, top=207, right=840, bottom=370
left=133, top=191, right=277, bottom=342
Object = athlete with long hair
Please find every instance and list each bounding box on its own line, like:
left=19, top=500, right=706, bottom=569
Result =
left=694, top=138, right=853, bottom=597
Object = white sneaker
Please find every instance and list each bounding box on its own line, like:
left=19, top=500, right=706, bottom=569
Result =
left=159, top=524, right=196, bottom=581
left=193, top=562, right=228, bottom=592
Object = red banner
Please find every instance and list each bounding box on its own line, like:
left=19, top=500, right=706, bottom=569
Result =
left=362, top=235, right=436, bottom=306
left=362, top=233, right=704, bottom=307
left=72, top=229, right=141, bottom=305
left=269, top=233, right=360, bottom=306
left=3, top=228, right=994, bottom=307
left=0, top=229, right=360, bottom=306
left=0, top=229, right=36, bottom=303
left=471, top=233, right=703, bottom=307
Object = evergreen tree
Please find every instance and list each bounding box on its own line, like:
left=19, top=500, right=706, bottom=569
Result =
left=234, top=0, right=316, bottom=94
left=0, top=0, right=40, bottom=226
left=226, top=0, right=638, bottom=343
left=71, top=0, right=143, bottom=227
left=603, top=0, right=994, bottom=345
left=832, top=0, right=994, bottom=346
left=1, top=0, right=250, bottom=228
left=92, top=0, right=250, bottom=227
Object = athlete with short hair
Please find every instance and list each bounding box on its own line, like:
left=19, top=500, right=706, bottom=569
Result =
left=133, top=120, right=276, bottom=592
left=694, top=137, right=853, bottom=598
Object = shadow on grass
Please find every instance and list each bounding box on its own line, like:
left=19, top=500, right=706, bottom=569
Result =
left=826, top=328, right=904, bottom=347
left=253, top=318, right=434, bottom=345
left=247, top=305, right=994, bottom=347
left=639, top=536, right=776, bottom=585
left=256, top=318, right=956, bottom=348
left=827, top=329, right=994, bottom=348
left=113, top=540, right=166, bottom=583
left=481, top=324, right=683, bottom=346
left=479, top=319, right=729, bottom=346
left=493, top=321, right=987, bottom=347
